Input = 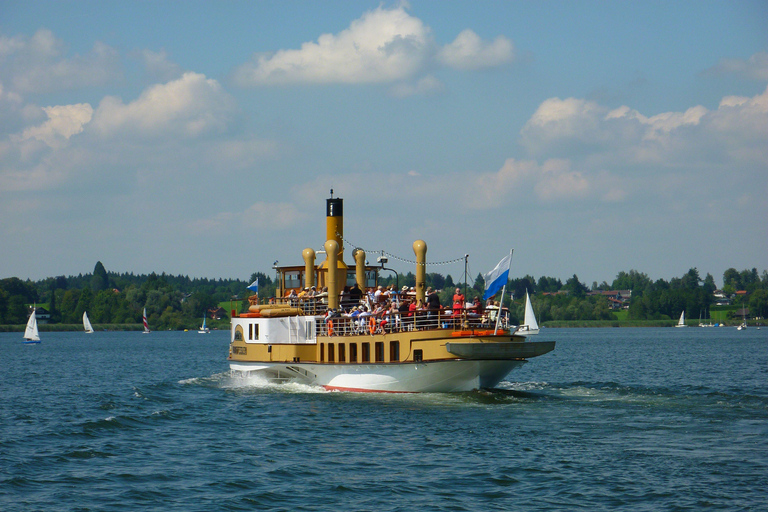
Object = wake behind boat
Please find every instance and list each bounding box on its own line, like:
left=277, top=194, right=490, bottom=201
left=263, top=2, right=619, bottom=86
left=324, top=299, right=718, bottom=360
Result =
left=228, top=195, right=555, bottom=393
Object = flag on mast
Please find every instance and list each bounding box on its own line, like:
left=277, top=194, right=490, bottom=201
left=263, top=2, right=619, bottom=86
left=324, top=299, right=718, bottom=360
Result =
left=247, top=279, right=259, bottom=293
left=483, top=250, right=513, bottom=301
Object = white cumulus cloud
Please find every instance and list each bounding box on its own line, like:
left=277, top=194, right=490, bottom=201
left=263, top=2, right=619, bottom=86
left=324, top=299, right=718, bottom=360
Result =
left=232, top=6, right=516, bottom=89
left=232, top=6, right=432, bottom=86
left=521, top=86, right=768, bottom=167
left=19, top=103, right=93, bottom=148
left=437, top=29, right=514, bottom=70
left=90, top=72, right=235, bottom=138
left=137, top=49, right=183, bottom=82
left=0, top=29, right=121, bottom=94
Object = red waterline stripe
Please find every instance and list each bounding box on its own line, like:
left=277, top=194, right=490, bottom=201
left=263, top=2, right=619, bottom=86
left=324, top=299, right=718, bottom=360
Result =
left=323, top=385, right=415, bottom=394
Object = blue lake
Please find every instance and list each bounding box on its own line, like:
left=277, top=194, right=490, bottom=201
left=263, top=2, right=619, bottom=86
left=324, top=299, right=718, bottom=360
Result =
left=2, top=327, right=767, bottom=511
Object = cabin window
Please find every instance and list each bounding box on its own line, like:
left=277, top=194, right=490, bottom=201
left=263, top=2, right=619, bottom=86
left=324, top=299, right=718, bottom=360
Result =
left=306, top=320, right=314, bottom=338
left=346, top=271, right=357, bottom=287
left=285, top=271, right=302, bottom=290
left=328, top=343, right=335, bottom=362
left=234, top=325, right=244, bottom=342
left=249, top=323, right=259, bottom=341
left=362, top=343, right=370, bottom=363
left=375, top=342, right=384, bottom=362
left=390, top=341, right=400, bottom=362
left=338, top=343, right=346, bottom=363
left=349, top=343, right=358, bottom=363
left=414, top=349, right=423, bottom=362
left=366, top=270, right=377, bottom=288
left=320, top=343, right=324, bottom=362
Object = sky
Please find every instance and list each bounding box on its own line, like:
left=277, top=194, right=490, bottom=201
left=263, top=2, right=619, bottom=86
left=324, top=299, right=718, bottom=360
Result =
left=1, top=0, right=767, bottom=288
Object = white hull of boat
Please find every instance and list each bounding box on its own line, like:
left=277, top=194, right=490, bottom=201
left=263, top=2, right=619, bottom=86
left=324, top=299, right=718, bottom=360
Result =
left=230, top=359, right=527, bottom=392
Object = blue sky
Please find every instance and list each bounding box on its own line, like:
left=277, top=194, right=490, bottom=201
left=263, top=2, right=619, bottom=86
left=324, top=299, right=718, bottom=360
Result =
left=1, top=0, right=766, bottom=287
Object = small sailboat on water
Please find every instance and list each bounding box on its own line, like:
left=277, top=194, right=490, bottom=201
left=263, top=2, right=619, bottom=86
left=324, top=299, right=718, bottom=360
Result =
left=198, top=314, right=210, bottom=334
left=24, top=308, right=41, bottom=344
left=675, top=311, right=687, bottom=328
left=142, top=308, right=151, bottom=334
left=83, top=311, right=94, bottom=333
left=737, top=307, right=748, bottom=330
left=516, top=291, right=540, bottom=336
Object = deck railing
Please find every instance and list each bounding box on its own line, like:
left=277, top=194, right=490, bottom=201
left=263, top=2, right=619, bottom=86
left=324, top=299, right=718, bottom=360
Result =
left=252, top=296, right=510, bottom=337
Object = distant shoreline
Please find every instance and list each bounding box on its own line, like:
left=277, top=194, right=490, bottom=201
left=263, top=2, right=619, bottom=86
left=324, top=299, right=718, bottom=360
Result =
left=0, top=323, right=144, bottom=333
left=2, top=321, right=761, bottom=332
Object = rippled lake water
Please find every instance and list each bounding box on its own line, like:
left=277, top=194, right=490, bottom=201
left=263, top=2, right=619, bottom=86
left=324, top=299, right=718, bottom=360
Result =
left=2, top=327, right=767, bottom=511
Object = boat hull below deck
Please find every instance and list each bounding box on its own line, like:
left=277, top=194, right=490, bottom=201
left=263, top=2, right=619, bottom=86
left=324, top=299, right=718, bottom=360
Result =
left=229, top=359, right=528, bottom=393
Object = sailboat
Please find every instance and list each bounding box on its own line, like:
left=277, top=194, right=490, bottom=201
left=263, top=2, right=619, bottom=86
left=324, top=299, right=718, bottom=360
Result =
left=737, top=307, right=748, bottom=330
left=23, top=308, right=41, bottom=343
left=198, top=314, right=210, bottom=334
left=83, top=311, right=95, bottom=333
left=675, top=311, right=687, bottom=327
left=142, top=308, right=151, bottom=334
left=516, top=291, right=540, bottom=336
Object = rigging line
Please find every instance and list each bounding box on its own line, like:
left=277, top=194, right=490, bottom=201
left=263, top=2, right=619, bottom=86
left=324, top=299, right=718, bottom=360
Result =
left=336, top=232, right=467, bottom=266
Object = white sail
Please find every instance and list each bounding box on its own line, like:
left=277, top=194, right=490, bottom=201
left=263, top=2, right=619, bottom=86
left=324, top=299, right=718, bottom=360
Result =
left=24, top=309, right=40, bottom=342
left=83, top=311, right=94, bottom=333
left=198, top=314, right=210, bottom=334
left=142, top=308, right=151, bottom=333
left=676, top=311, right=687, bottom=327
left=517, top=291, right=540, bottom=336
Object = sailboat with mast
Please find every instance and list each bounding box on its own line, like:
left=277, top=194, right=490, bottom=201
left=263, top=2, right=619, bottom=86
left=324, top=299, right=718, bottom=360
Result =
left=83, top=311, right=94, bottom=333
left=675, top=311, right=687, bottom=327
left=142, top=308, right=151, bottom=334
left=24, top=307, right=41, bottom=344
left=516, top=291, right=540, bottom=336
left=198, top=313, right=210, bottom=334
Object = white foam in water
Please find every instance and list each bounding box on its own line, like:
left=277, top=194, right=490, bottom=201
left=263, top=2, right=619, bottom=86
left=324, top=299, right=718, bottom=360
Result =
left=220, top=371, right=328, bottom=394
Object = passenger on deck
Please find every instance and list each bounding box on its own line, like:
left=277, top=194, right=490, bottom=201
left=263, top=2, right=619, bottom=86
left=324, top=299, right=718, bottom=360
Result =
left=340, top=286, right=352, bottom=312
left=452, top=288, right=465, bottom=319
left=387, top=301, right=400, bottom=332
left=374, top=285, right=385, bottom=304
left=468, top=296, right=483, bottom=316
left=349, top=283, right=363, bottom=305
left=426, top=287, right=441, bottom=327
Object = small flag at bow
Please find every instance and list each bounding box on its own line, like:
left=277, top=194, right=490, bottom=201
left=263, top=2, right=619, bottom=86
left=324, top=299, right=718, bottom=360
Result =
left=247, top=279, right=259, bottom=293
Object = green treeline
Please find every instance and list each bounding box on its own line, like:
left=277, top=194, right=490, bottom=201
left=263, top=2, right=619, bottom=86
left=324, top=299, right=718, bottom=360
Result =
left=0, top=262, right=272, bottom=331
left=379, top=267, right=768, bottom=325
left=1, top=263, right=766, bottom=330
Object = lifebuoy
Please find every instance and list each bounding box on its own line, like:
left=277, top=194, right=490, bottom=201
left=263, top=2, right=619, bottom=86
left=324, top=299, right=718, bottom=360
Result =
left=369, top=317, right=376, bottom=335
left=327, top=320, right=334, bottom=336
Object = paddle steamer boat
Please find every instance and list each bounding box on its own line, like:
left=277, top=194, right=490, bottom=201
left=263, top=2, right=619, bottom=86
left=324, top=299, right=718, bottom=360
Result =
left=228, top=195, right=554, bottom=392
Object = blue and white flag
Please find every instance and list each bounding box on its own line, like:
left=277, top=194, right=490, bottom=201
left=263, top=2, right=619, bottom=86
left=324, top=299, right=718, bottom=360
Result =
left=483, top=251, right=513, bottom=301
left=247, top=279, right=259, bottom=293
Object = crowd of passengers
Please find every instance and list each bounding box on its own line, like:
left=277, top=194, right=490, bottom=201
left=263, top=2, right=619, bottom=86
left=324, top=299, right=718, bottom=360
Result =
left=277, top=283, right=507, bottom=334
